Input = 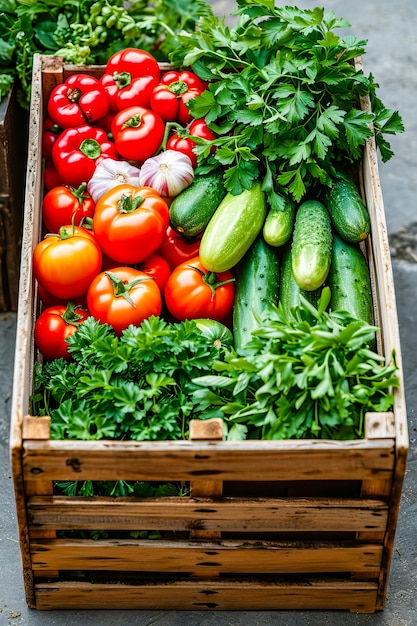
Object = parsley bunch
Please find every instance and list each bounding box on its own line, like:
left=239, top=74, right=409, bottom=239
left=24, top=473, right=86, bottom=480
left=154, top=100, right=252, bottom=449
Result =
left=193, top=288, right=399, bottom=441
left=171, top=0, right=404, bottom=207
left=31, top=316, right=228, bottom=441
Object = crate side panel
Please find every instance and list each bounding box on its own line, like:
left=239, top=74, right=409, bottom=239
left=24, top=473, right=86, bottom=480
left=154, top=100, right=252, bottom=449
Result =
left=21, top=438, right=395, bottom=482
left=34, top=579, right=378, bottom=611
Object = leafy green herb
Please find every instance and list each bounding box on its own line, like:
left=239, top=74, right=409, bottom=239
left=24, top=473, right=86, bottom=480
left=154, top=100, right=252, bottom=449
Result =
left=192, top=287, right=399, bottom=441
left=31, top=315, right=228, bottom=441
left=170, top=0, right=404, bottom=207
left=0, top=0, right=214, bottom=105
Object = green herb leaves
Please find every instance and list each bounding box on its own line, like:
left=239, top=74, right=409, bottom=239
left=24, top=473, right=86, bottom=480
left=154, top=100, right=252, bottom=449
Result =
left=31, top=316, right=228, bottom=441
left=193, top=288, right=399, bottom=441
left=171, top=1, right=404, bottom=207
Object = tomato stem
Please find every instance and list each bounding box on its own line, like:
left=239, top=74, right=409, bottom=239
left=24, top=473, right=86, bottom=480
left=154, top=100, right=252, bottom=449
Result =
left=112, top=71, right=132, bottom=89
left=117, top=193, right=144, bottom=213
left=105, top=271, right=152, bottom=307
left=160, top=121, right=185, bottom=152
left=79, top=138, right=102, bottom=160
left=167, top=80, right=189, bottom=96
left=187, top=264, right=235, bottom=301
left=61, top=301, right=87, bottom=326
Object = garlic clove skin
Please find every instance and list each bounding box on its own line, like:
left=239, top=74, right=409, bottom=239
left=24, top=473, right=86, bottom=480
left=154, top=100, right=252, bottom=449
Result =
left=87, top=158, right=141, bottom=202
left=139, top=150, right=194, bottom=198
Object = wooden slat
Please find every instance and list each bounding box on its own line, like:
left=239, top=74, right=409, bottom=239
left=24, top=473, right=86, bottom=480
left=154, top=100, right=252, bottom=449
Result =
left=34, top=579, right=378, bottom=612
left=30, top=538, right=383, bottom=575
left=27, top=496, right=389, bottom=533
left=22, top=438, right=395, bottom=482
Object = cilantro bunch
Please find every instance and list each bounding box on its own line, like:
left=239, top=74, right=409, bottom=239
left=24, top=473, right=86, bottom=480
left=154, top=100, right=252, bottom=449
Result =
left=171, top=0, right=404, bottom=207
left=31, top=316, right=228, bottom=441
left=193, top=288, right=399, bottom=441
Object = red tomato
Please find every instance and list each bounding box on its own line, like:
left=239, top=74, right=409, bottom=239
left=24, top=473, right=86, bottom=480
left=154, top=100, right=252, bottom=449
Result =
left=52, top=124, right=118, bottom=188
left=134, top=253, right=171, bottom=292
left=47, top=73, right=109, bottom=128
left=33, top=225, right=102, bottom=300
left=92, top=184, right=169, bottom=264
left=44, top=161, right=64, bottom=191
left=37, top=283, right=88, bottom=309
left=42, top=118, right=62, bottom=160
left=87, top=266, right=162, bottom=335
left=42, top=183, right=95, bottom=232
left=167, top=119, right=217, bottom=168
left=111, top=106, right=165, bottom=162
left=164, top=256, right=235, bottom=322
left=34, top=302, right=89, bottom=361
left=157, top=226, right=202, bottom=270
left=101, top=72, right=159, bottom=112
left=105, top=48, right=160, bottom=83
left=150, top=71, right=206, bottom=125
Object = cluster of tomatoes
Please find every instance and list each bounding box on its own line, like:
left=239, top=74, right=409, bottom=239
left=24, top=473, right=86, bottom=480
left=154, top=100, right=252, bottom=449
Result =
left=34, top=48, right=234, bottom=361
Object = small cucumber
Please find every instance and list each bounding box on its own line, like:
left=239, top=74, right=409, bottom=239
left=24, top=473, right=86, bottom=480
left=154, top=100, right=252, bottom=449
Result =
left=232, top=237, right=280, bottom=350
left=328, top=234, right=374, bottom=325
left=263, top=196, right=296, bottom=247
left=324, top=178, right=371, bottom=243
left=279, top=245, right=321, bottom=321
left=200, top=181, right=267, bottom=273
left=169, top=170, right=227, bottom=238
left=291, top=200, right=332, bottom=291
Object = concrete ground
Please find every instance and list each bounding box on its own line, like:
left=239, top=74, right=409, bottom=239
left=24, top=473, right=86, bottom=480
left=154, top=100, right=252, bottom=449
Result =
left=1, top=0, right=416, bottom=624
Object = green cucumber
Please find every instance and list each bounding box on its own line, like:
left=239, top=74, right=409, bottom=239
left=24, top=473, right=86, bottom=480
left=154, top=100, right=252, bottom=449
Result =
left=200, top=181, right=267, bottom=273
left=169, top=170, right=227, bottom=238
left=193, top=318, right=234, bottom=348
left=232, top=237, right=280, bottom=350
left=328, top=234, right=374, bottom=325
left=291, top=200, right=332, bottom=291
left=279, top=245, right=321, bottom=322
left=324, top=178, right=371, bottom=243
left=263, top=196, right=296, bottom=247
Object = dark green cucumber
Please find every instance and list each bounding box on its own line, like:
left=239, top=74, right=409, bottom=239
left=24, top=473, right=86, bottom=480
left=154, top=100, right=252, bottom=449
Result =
left=263, top=196, right=296, bottom=247
left=200, top=181, right=267, bottom=273
left=291, top=200, right=332, bottom=291
left=233, top=237, right=280, bottom=350
left=169, top=170, right=226, bottom=238
left=279, top=245, right=321, bottom=322
left=328, top=234, right=374, bottom=325
left=324, top=178, right=371, bottom=243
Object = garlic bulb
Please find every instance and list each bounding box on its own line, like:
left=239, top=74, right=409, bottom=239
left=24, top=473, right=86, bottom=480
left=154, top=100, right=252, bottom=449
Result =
left=87, top=158, right=141, bottom=202
left=139, top=150, right=194, bottom=198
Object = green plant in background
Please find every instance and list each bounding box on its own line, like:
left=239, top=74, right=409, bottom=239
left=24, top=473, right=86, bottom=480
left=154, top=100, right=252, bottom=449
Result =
left=0, top=0, right=214, bottom=105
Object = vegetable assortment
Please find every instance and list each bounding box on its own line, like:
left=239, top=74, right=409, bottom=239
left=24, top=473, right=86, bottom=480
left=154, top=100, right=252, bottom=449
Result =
left=31, top=1, right=403, bottom=444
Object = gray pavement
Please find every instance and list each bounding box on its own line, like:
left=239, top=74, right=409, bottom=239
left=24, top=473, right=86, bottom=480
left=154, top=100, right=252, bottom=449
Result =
left=1, top=0, right=416, bottom=624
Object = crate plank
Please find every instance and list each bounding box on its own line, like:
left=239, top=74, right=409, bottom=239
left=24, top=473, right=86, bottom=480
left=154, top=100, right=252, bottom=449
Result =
left=30, top=538, right=383, bottom=574
left=21, top=438, right=395, bottom=482
left=34, top=579, right=379, bottom=612
left=27, top=495, right=388, bottom=533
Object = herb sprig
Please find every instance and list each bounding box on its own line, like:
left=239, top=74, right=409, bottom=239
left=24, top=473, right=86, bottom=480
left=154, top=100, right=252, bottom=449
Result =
left=193, top=287, right=399, bottom=441
left=31, top=316, right=228, bottom=441
left=171, top=1, right=404, bottom=207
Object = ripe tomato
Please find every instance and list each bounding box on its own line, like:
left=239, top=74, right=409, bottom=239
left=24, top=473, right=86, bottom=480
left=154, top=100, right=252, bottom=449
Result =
left=42, top=183, right=95, bottom=232
left=47, top=73, right=109, bottom=128
left=52, top=124, right=118, bottom=188
left=42, top=118, right=62, bottom=160
left=134, top=253, right=171, bottom=292
left=111, top=106, right=165, bottom=162
left=92, top=184, right=169, bottom=264
left=44, top=161, right=64, bottom=191
left=150, top=70, right=206, bottom=125
left=101, top=72, right=159, bottom=112
left=33, top=225, right=102, bottom=300
left=164, top=256, right=235, bottom=322
left=105, top=48, right=160, bottom=83
left=34, top=302, right=89, bottom=361
left=157, top=226, right=202, bottom=270
left=167, top=119, right=217, bottom=168
left=87, top=266, right=162, bottom=335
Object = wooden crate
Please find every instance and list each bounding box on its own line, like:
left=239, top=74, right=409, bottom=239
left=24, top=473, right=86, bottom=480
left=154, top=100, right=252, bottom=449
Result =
left=10, top=54, right=408, bottom=612
left=0, top=84, right=28, bottom=311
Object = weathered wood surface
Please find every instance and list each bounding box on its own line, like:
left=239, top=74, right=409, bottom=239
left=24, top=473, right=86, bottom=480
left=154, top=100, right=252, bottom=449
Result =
left=33, top=579, right=379, bottom=612
left=27, top=495, right=389, bottom=532
left=30, top=538, right=383, bottom=574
